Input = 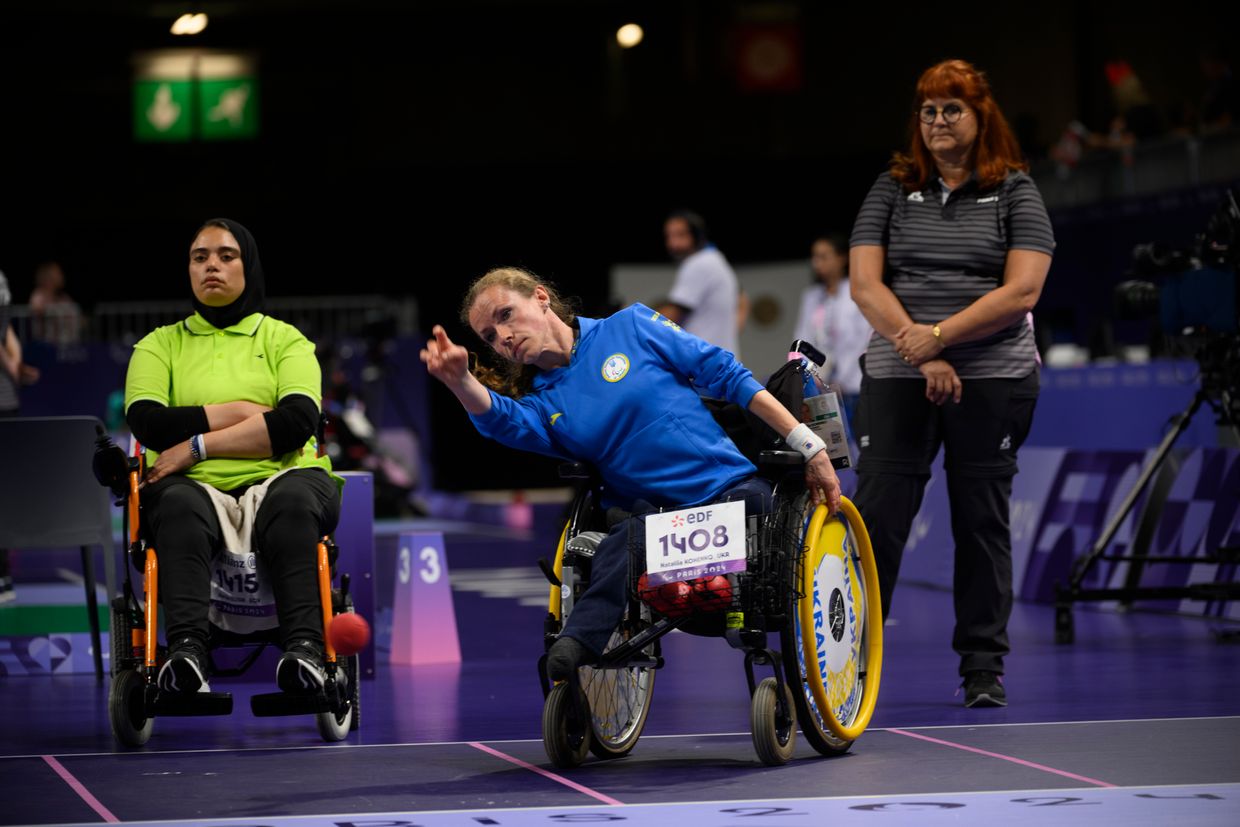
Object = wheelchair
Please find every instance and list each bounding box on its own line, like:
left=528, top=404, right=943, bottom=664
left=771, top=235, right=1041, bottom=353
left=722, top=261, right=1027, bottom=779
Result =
left=93, top=431, right=360, bottom=748
left=537, top=450, right=883, bottom=767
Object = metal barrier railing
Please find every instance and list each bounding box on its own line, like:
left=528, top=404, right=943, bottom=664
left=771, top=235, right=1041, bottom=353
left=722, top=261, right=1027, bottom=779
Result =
left=3, top=296, right=418, bottom=347
left=1033, top=128, right=1240, bottom=210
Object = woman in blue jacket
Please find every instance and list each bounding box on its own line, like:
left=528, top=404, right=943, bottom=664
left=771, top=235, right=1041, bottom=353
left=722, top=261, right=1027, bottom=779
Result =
left=422, top=267, right=840, bottom=679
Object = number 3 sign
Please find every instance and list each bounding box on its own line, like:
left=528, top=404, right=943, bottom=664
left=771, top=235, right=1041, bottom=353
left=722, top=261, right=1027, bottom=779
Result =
left=391, top=531, right=461, bottom=665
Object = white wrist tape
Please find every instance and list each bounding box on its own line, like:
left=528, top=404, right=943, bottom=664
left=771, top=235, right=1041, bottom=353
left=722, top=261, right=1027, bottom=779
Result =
left=786, top=423, right=826, bottom=462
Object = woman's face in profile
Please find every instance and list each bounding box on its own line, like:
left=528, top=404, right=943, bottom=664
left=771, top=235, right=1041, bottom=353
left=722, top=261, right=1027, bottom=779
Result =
left=189, top=226, right=246, bottom=307
left=469, top=284, right=553, bottom=365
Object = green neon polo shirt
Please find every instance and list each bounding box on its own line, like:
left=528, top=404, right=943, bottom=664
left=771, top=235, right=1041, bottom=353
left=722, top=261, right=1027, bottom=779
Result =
left=124, top=312, right=339, bottom=492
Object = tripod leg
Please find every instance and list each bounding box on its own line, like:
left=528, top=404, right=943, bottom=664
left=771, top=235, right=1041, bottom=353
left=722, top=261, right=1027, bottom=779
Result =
left=1068, top=391, right=1205, bottom=587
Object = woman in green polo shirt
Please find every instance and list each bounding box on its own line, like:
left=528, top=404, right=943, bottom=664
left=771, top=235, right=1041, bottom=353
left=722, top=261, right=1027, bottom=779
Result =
left=124, top=218, right=340, bottom=696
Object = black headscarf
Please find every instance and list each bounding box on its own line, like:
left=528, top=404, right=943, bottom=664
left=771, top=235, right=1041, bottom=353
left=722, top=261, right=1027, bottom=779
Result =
left=191, top=217, right=266, bottom=330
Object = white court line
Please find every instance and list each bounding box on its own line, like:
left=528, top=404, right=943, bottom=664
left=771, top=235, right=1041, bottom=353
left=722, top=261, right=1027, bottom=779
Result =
left=28, top=783, right=1240, bottom=827
left=4, top=714, right=1236, bottom=760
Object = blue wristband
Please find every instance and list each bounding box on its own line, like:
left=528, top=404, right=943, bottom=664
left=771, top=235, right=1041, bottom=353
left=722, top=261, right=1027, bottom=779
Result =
left=189, top=434, right=206, bottom=463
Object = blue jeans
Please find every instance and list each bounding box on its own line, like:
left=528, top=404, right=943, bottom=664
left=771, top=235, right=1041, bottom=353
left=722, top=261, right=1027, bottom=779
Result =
left=562, top=476, right=773, bottom=655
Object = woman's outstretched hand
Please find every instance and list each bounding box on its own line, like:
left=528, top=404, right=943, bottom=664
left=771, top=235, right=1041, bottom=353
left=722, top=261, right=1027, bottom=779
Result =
left=420, top=325, right=494, bottom=416
left=420, top=325, right=470, bottom=387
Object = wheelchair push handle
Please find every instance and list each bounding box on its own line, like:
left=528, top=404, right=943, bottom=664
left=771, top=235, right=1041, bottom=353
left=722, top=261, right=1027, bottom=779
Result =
left=92, top=425, right=132, bottom=498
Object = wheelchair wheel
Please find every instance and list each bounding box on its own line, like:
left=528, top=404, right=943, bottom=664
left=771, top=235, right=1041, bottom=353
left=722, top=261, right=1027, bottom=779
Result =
left=542, top=681, right=591, bottom=768
left=751, top=677, right=797, bottom=766
left=109, top=596, right=135, bottom=679
left=316, top=653, right=358, bottom=742
left=781, top=494, right=883, bottom=755
left=109, top=669, right=153, bottom=747
left=583, top=606, right=656, bottom=760
left=547, top=492, right=655, bottom=761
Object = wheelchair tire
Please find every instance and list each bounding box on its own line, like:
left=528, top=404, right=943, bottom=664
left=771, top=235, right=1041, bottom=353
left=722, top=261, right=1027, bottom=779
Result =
left=316, top=664, right=355, bottom=742
left=782, top=495, right=883, bottom=753
left=318, top=602, right=361, bottom=742
left=109, top=669, right=153, bottom=747
left=109, top=596, right=133, bottom=679
left=548, top=488, right=654, bottom=761
left=750, top=677, right=797, bottom=766
left=542, top=681, right=591, bottom=768
left=583, top=609, right=656, bottom=760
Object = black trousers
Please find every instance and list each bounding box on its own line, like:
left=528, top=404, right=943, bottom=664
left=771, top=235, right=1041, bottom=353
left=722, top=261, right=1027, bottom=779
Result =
left=852, top=368, right=1039, bottom=675
left=142, top=468, right=341, bottom=649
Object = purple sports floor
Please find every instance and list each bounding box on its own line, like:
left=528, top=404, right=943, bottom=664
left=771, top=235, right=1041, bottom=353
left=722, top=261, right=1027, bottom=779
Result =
left=2, top=530, right=1238, bottom=826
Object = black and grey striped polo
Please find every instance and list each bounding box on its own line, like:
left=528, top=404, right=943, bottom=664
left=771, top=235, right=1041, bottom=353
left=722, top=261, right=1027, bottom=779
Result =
left=850, top=169, right=1055, bottom=379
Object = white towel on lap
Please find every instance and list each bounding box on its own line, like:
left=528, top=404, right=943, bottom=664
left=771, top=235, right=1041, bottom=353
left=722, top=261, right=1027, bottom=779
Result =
left=194, top=468, right=294, bottom=635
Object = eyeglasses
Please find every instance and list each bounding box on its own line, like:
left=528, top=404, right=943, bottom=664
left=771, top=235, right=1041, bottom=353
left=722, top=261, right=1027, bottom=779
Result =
left=917, top=103, right=967, bottom=125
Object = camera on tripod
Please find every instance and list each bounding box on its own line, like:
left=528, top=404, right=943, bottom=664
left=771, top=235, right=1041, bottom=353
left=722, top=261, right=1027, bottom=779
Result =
left=1113, top=188, right=1239, bottom=337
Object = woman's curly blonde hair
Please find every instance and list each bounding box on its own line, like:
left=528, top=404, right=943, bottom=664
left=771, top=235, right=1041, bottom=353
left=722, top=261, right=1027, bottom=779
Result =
left=460, top=267, right=577, bottom=398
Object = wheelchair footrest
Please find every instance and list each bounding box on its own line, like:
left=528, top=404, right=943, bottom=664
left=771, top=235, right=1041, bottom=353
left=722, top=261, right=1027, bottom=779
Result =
left=250, top=691, right=333, bottom=717
left=149, top=690, right=234, bottom=717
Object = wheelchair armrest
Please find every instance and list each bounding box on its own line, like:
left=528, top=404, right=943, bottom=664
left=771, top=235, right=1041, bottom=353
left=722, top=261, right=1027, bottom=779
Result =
left=758, top=449, right=803, bottom=470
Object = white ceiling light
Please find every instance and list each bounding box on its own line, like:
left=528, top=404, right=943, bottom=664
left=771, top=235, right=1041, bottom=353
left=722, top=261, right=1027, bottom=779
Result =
left=171, top=13, right=209, bottom=36
left=616, top=23, right=643, bottom=49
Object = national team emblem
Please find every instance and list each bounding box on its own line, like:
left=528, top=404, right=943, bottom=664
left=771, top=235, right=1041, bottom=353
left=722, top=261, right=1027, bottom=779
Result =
left=601, top=353, right=630, bottom=383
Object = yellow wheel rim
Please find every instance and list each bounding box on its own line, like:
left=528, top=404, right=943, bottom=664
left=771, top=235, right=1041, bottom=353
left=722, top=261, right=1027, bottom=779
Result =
left=549, top=522, right=568, bottom=620
left=798, top=496, right=883, bottom=742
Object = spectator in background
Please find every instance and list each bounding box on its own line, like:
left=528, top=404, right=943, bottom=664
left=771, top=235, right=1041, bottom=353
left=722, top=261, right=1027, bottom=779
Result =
left=29, top=260, right=84, bottom=346
left=1104, top=59, right=1162, bottom=143
left=792, top=233, right=871, bottom=422
left=1050, top=59, right=1165, bottom=174
left=1, top=269, right=41, bottom=603
left=657, top=210, right=742, bottom=357
left=1199, top=44, right=1238, bottom=132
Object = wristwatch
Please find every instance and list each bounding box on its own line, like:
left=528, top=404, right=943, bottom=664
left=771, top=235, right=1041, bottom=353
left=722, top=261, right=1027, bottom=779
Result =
left=931, top=323, right=944, bottom=345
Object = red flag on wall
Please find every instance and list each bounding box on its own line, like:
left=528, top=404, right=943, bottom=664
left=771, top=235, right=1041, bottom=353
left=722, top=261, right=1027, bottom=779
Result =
left=734, top=24, right=803, bottom=93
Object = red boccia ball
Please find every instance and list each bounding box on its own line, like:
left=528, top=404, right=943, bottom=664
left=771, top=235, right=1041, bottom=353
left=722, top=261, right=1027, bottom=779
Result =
left=702, top=575, right=732, bottom=603
left=328, top=612, right=371, bottom=656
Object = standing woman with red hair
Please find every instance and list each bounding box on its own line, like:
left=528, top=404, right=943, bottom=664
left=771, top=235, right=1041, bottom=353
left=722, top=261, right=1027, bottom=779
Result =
left=849, top=59, right=1054, bottom=707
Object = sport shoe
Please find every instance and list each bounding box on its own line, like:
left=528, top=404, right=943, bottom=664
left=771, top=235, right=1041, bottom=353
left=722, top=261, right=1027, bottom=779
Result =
left=157, top=637, right=210, bottom=694
left=546, top=636, right=593, bottom=682
left=962, top=670, right=1007, bottom=707
left=277, top=639, right=326, bottom=694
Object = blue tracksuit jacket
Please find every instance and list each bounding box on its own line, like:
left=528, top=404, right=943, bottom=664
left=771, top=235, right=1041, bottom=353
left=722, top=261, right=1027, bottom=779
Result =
left=470, top=303, right=764, bottom=509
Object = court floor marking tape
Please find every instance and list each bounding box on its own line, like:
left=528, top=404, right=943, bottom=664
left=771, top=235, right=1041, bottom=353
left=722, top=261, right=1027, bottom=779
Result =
left=887, top=728, right=1117, bottom=788
left=468, top=741, right=624, bottom=806
left=42, top=755, right=120, bottom=823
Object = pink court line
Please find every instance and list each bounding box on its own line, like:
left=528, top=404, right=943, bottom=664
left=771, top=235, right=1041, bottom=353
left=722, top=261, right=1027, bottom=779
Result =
left=468, top=742, right=624, bottom=807
left=42, top=755, right=120, bottom=824
left=888, top=728, right=1117, bottom=788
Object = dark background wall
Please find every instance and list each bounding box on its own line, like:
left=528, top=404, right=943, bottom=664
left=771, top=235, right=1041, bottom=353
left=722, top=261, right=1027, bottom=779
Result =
left=3, top=0, right=1233, bottom=315
left=2, top=0, right=1235, bottom=490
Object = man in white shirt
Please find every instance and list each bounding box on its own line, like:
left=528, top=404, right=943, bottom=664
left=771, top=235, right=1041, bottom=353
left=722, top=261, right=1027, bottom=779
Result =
left=657, top=210, right=741, bottom=356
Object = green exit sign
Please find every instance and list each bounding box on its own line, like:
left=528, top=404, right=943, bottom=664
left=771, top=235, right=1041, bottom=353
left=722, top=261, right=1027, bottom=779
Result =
left=198, top=79, right=259, bottom=140
left=133, top=74, right=259, bottom=142
left=133, top=80, right=193, bottom=141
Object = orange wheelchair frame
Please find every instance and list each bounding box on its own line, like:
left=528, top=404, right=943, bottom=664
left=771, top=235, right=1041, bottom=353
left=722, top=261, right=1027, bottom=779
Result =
left=99, top=434, right=359, bottom=747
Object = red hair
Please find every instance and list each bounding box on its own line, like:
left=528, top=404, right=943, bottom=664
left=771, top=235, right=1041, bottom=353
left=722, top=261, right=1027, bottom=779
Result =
left=890, top=59, right=1027, bottom=192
